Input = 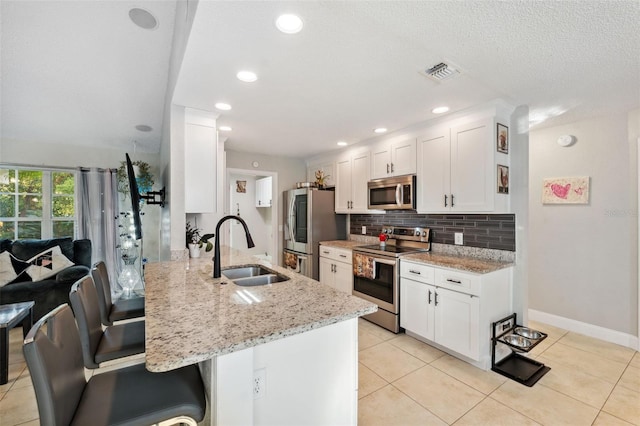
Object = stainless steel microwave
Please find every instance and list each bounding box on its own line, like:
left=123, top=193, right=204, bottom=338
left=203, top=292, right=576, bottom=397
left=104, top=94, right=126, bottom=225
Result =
left=367, top=175, right=416, bottom=210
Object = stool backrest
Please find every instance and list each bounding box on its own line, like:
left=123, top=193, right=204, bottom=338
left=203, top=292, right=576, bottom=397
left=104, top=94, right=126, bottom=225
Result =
left=91, top=261, right=113, bottom=325
left=23, top=304, right=86, bottom=426
left=69, top=275, right=104, bottom=368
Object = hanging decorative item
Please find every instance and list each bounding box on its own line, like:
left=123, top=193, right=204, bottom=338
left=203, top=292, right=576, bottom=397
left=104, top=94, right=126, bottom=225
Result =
left=236, top=180, right=247, bottom=193
left=542, top=176, right=590, bottom=204
left=497, top=165, right=509, bottom=194
left=497, top=123, right=509, bottom=154
left=117, top=160, right=154, bottom=196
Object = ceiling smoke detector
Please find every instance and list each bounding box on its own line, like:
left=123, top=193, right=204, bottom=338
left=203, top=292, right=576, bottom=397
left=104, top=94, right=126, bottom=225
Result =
left=423, top=62, right=460, bottom=82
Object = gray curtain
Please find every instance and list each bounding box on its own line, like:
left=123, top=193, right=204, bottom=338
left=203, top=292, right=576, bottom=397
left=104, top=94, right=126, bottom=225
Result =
left=78, top=168, right=120, bottom=294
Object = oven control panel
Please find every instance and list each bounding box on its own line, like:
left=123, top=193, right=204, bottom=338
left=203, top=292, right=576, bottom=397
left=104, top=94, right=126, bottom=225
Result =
left=381, top=226, right=430, bottom=243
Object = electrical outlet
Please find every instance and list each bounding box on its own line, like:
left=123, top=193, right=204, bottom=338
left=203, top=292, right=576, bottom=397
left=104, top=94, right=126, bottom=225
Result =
left=253, top=368, right=266, bottom=399
left=454, top=232, right=463, bottom=245
left=361, top=226, right=366, bottom=235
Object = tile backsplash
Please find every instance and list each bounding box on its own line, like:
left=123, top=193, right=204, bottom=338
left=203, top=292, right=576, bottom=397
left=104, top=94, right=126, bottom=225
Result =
left=349, top=212, right=516, bottom=251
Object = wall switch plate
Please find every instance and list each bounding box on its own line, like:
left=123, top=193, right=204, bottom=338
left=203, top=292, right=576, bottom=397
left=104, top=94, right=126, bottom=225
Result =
left=454, top=232, right=463, bottom=245
left=362, top=226, right=366, bottom=235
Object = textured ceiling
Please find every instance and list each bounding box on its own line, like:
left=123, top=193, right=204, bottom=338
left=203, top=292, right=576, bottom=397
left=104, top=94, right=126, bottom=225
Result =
left=2, top=1, right=639, bottom=158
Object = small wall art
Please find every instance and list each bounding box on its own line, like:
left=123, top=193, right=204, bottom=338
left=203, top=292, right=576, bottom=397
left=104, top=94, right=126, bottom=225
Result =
left=542, top=176, right=590, bottom=204
left=497, top=165, right=509, bottom=194
left=236, top=180, right=246, bottom=193
left=497, top=123, right=509, bottom=154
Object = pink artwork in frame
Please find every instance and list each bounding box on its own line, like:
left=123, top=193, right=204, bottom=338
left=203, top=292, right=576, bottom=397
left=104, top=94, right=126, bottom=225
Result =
left=542, top=176, right=590, bottom=204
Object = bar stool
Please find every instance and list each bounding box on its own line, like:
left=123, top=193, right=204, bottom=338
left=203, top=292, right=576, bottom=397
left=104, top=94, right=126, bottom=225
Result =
left=23, top=304, right=206, bottom=426
left=91, top=261, right=144, bottom=326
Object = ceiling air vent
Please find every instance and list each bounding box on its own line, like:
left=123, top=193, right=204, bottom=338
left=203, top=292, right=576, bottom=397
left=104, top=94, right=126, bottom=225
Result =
left=423, top=62, right=460, bottom=82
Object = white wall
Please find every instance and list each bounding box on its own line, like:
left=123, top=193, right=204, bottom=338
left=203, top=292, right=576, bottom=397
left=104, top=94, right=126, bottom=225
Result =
left=529, top=111, right=638, bottom=337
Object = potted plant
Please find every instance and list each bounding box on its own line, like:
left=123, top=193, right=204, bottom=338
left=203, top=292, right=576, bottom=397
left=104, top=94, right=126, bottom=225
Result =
left=186, top=222, right=214, bottom=258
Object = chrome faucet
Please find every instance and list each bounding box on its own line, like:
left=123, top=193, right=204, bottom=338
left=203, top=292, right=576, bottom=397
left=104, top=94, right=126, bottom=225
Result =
left=213, top=215, right=255, bottom=278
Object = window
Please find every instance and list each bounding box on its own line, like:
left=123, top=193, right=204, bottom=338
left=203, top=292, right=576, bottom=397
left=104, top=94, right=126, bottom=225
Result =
left=0, top=168, right=77, bottom=239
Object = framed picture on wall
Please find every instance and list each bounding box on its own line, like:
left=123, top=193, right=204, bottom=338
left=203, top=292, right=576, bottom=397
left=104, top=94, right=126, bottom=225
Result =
left=497, top=165, right=509, bottom=194
left=236, top=180, right=246, bottom=193
left=497, top=123, right=509, bottom=154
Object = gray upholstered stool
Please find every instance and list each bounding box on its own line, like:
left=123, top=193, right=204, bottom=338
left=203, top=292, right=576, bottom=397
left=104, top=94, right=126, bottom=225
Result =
left=23, top=304, right=206, bottom=426
left=91, top=261, right=144, bottom=326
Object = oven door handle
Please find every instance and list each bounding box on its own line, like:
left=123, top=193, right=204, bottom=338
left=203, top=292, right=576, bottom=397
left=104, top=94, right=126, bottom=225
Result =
left=372, top=257, right=397, bottom=266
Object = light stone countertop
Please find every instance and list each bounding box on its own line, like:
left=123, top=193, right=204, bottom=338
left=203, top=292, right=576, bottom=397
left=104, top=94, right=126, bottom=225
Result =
left=144, top=246, right=377, bottom=372
left=402, top=252, right=513, bottom=274
left=320, top=240, right=513, bottom=274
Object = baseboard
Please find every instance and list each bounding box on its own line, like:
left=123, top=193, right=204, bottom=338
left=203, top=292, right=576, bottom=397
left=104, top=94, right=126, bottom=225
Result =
left=528, top=309, right=639, bottom=351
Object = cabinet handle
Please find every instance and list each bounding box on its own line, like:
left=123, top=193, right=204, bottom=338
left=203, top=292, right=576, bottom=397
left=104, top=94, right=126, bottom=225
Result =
left=428, top=289, right=432, bottom=304
left=451, top=194, right=455, bottom=207
left=322, top=250, right=330, bottom=254
left=446, top=278, right=462, bottom=285
left=258, top=200, right=261, bottom=205
left=391, top=163, right=394, bottom=173
left=339, top=254, right=347, bottom=258
left=444, top=194, right=448, bottom=207
left=409, top=269, right=421, bottom=275
left=434, top=292, right=438, bottom=306
left=386, top=163, right=390, bottom=174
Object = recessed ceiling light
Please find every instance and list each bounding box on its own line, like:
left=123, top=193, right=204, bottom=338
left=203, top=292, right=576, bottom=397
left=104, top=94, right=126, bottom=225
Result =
left=129, top=8, right=158, bottom=30
left=337, top=141, right=348, bottom=146
left=135, top=124, right=152, bottom=132
left=374, top=128, right=387, bottom=134
left=237, top=71, right=257, bottom=82
left=432, top=106, right=450, bottom=114
left=215, top=103, right=232, bottom=111
left=276, top=14, right=303, bottom=34
left=219, top=126, right=232, bottom=131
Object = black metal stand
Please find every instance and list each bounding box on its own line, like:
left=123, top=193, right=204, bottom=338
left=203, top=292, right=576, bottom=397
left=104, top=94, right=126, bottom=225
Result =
left=491, top=313, right=550, bottom=387
left=140, top=187, right=165, bottom=207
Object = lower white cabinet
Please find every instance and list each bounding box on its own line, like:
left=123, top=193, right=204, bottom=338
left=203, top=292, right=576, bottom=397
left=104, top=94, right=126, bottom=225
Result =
left=319, top=246, right=352, bottom=294
left=400, top=260, right=511, bottom=369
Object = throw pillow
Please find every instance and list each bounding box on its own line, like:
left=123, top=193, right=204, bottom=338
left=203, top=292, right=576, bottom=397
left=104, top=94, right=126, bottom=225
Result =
left=0, top=251, right=30, bottom=287
left=25, top=245, right=75, bottom=282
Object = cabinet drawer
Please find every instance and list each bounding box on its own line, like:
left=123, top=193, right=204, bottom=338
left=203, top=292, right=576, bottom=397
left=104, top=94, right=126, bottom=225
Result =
left=400, top=261, right=435, bottom=284
left=319, top=246, right=352, bottom=264
left=435, top=269, right=480, bottom=296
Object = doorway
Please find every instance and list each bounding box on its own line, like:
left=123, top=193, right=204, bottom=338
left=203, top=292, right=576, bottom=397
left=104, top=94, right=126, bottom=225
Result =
left=225, top=168, right=278, bottom=263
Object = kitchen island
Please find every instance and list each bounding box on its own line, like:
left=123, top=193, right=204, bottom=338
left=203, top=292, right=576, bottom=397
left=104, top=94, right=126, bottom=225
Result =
left=144, top=246, right=377, bottom=426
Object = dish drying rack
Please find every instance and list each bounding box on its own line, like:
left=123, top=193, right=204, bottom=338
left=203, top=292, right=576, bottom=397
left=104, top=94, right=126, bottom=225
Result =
left=491, top=313, right=550, bottom=386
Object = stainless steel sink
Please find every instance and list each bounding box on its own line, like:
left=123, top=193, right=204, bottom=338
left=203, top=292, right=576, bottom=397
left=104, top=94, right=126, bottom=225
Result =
left=221, top=265, right=290, bottom=286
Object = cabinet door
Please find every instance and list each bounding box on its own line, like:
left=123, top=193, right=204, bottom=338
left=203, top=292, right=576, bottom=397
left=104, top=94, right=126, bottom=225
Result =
left=350, top=151, right=371, bottom=211
left=335, top=156, right=352, bottom=213
left=370, top=143, right=392, bottom=179
left=434, top=287, right=479, bottom=360
left=450, top=120, right=493, bottom=211
left=390, top=139, right=416, bottom=177
left=400, top=278, right=434, bottom=340
left=319, top=257, right=334, bottom=288
left=333, top=261, right=353, bottom=294
left=185, top=123, right=217, bottom=213
left=416, top=127, right=450, bottom=213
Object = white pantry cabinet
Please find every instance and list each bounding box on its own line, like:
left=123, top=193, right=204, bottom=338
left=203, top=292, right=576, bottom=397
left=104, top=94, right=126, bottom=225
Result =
left=255, top=176, right=272, bottom=207
left=335, top=150, right=382, bottom=214
left=416, top=117, right=508, bottom=213
left=319, top=246, right=352, bottom=294
left=400, top=259, right=511, bottom=369
left=184, top=108, right=218, bottom=213
left=370, top=138, right=417, bottom=179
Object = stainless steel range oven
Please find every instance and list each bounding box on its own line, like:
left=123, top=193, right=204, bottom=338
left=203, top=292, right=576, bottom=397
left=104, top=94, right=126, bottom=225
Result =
left=352, top=226, right=430, bottom=333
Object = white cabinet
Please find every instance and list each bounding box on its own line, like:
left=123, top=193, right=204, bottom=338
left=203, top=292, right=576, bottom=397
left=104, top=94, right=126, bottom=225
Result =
left=371, top=139, right=416, bottom=179
left=335, top=150, right=381, bottom=213
left=319, top=246, right=352, bottom=294
left=400, top=259, right=511, bottom=369
left=307, top=161, right=335, bottom=188
left=184, top=108, right=218, bottom=213
left=255, top=176, right=272, bottom=207
left=416, top=117, right=508, bottom=213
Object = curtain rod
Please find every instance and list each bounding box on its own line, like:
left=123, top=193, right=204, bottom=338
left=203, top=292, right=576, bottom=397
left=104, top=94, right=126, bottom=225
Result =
left=0, top=162, right=115, bottom=172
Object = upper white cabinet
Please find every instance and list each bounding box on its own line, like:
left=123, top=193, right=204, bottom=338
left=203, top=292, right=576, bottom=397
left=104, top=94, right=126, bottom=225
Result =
left=255, top=176, right=272, bottom=207
left=335, top=150, right=380, bottom=213
left=417, top=117, right=509, bottom=213
left=370, top=139, right=417, bottom=179
left=307, top=161, right=335, bottom=188
left=184, top=108, right=218, bottom=213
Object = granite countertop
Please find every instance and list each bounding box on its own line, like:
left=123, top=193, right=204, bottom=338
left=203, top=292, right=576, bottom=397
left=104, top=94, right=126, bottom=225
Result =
left=144, top=246, right=377, bottom=372
left=320, top=240, right=363, bottom=249
left=402, top=252, right=513, bottom=274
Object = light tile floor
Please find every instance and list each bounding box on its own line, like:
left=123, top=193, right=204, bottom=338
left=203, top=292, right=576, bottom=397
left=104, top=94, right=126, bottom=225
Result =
left=1, top=319, right=639, bottom=425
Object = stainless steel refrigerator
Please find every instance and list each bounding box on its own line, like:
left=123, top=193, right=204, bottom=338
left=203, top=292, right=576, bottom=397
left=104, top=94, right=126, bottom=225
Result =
left=284, top=188, right=346, bottom=280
